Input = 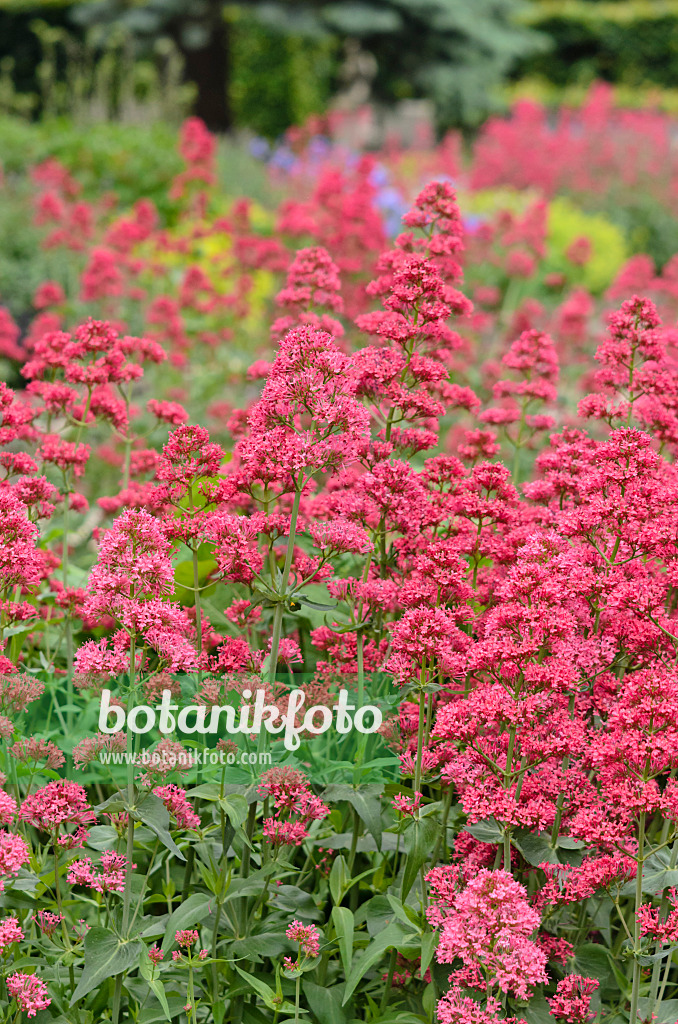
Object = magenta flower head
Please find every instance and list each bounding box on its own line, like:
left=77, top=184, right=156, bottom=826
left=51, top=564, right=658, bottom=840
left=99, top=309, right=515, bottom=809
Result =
left=285, top=919, right=321, bottom=961
left=0, top=830, right=29, bottom=879
left=19, top=780, right=95, bottom=833
left=6, top=972, right=51, bottom=1018
left=0, top=916, right=23, bottom=952
left=153, top=784, right=200, bottom=830
left=548, top=975, right=599, bottom=1024
left=87, top=508, right=174, bottom=601
left=175, top=929, right=199, bottom=949
left=236, top=325, right=370, bottom=487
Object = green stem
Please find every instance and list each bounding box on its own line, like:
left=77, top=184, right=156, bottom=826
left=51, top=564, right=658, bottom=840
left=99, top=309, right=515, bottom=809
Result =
left=62, top=498, right=74, bottom=733
left=52, top=841, right=71, bottom=949
left=238, top=802, right=258, bottom=935
left=503, top=829, right=512, bottom=872
left=192, top=544, right=203, bottom=661
left=413, top=665, right=427, bottom=796
left=431, top=786, right=453, bottom=866
left=380, top=949, right=397, bottom=1012
left=187, top=956, right=197, bottom=1024
left=347, top=806, right=361, bottom=873
left=655, top=838, right=678, bottom=1009
left=267, top=486, right=303, bottom=688
left=629, top=811, right=646, bottom=1024
left=113, top=636, right=137, bottom=1024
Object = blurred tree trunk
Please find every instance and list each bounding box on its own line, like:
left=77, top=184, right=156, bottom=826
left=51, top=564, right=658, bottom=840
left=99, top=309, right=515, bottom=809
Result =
left=172, top=0, right=231, bottom=132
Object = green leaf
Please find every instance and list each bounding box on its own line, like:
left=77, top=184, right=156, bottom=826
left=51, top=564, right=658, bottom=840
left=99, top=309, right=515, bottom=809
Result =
left=303, top=980, right=348, bottom=1024
left=386, top=894, right=419, bottom=929
left=521, top=992, right=554, bottom=1024
left=233, top=963, right=298, bottom=1013
left=187, top=783, right=222, bottom=801
left=358, top=894, right=397, bottom=937
left=332, top=906, right=354, bottom=975
left=161, top=893, right=214, bottom=953
left=314, top=832, right=399, bottom=853
left=71, top=927, right=143, bottom=1004
left=218, top=794, right=249, bottom=826
left=139, top=951, right=172, bottom=1022
left=638, top=998, right=678, bottom=1024
left=367, top=1016, right=429, bottom=1024
left=133, top=793, right=185, bottom=862
left=138, top=997, right=186, bottom=1023
left=221, top=864, right=278, bottom=903
left=85, top=825, right=119, bottom=851
left=342, top=921, right=417, bottom=1005
left=464, top=818, right=503, bottom=843
left=401, top=817, right=439, bottom=900
left=330, top=855, right=349, bottom=906
left=229, top=932, right=289, bottom=961
left=420, top=929, right=438, bottom=976
left=269, top=885, right=322, bottom=921
left=295, top=594, right=337, bottom=611
left=574, top=943, right=614, bottom=987
left=514, top=831, right=560, bottom=867
left=324, top=784, right=383, bottom=850
left=637, top=943, right=678, bottom=966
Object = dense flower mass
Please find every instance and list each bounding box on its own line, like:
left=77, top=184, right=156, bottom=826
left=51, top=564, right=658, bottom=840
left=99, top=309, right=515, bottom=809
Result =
left=2, top=103, right=678, bottom=1023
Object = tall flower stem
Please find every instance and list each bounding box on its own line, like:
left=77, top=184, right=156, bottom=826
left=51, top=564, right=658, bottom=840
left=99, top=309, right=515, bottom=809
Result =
left=259, top=482, right=303, bottom=767
left=62, top=498, right=74, bottom=734
left=294, top=974, right=301, bottom=1023
left=654, top=837, right=678, bottom=1009
left=113, top=636, right=137, bottom=1024
left=187, top=954, right=197, bottom=1024
left=629, top=811, right=646, bottom=1024
left=413, top=661, right=428, bottom=796
left=192, top=545, right=203, bottom=660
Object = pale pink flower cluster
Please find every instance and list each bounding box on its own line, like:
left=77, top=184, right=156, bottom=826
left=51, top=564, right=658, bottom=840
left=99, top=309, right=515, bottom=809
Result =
left=67, top=851, right=135, bottom=894
left=258, top=766, right=329, bottom=847
left=153, top=784, right=200, bottom=830
left=284, top=919, right=321, bottom=970
left=428, top=869, right=547, bottom=1002
left=6, top=972, right=51, bottom=1018
left=548, top=975, right=599, bottom=1023
left=0, top=916, right=23, bottom=952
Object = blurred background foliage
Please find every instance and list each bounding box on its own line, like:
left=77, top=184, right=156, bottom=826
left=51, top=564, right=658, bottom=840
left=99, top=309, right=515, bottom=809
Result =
left=0, top=0, right=545, bottom=134
left=0, top=0, right=677, bottom=136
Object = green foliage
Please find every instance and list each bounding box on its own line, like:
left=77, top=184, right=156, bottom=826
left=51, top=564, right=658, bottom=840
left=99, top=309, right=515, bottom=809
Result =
left=546, top=196, right=628, bottom=294
left=72, top=927, right=145, bottom=1003
left=311, top=0, right=549, bottom=128
left=0, top=0, right=548, bottom=133
left=519, top=0, right=678, bottom=90
left=602, top=192, right=678, bottom=270
left=229, top=10, right=338, bottom=139
left=0, top=114, right=181, bottom=198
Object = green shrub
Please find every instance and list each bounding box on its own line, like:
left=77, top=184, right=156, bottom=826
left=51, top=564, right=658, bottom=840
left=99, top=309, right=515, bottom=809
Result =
left=518, top=1, right=678, bottom=89
left=228, top=10, right=338, bottom=139
left=546, top=195, right=628, bottom=294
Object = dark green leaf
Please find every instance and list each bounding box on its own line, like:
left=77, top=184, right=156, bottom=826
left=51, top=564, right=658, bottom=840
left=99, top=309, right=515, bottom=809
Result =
left=71, top=927, right=143, bottom=1004
left=303, top=980, right=348, bottom=1024
left=161, top=893, right=214, bottom=953
left=133, top=794, right=185, bottom=861
left=342, top=921, right=418, bottom=1004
